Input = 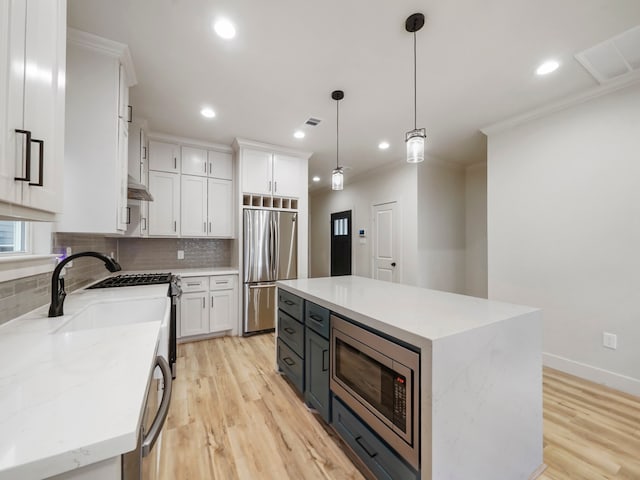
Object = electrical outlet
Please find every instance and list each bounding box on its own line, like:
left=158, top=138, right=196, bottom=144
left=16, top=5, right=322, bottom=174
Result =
left=177, top=250, right=184, bottom=260
left=603, top=332, right=617, bottom=350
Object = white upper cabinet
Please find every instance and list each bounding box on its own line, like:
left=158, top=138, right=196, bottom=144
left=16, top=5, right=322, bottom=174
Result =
left=181, top=175, right=208, bottom=236
left=149, top=140, right=180, bottom=173
left=241, top=149, right=273, bottom=195
left=273, top=154, right=302, bottom=198
left=181, top=146, right=208, bottom=177
left=208, top=150, right=233, bottom=180
left=208, top=178, right=233, bottom=237
left=148, top=170, right=180, bottom=236
left=0, top=0, right=66, bottom=221
left=237, top=144, right=308, bottom=198
left=57, top=29, right=136, bottom=234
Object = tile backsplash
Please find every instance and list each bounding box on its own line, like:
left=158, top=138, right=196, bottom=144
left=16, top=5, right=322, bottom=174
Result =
left=117, top=238, right=233, bottom=270
left=0, top=234, right=234, bottom=326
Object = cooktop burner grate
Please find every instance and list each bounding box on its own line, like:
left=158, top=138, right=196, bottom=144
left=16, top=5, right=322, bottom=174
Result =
left=87, top=273, right=172, bottom=289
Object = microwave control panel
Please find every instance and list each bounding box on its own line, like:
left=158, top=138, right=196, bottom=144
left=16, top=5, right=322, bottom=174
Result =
left=393, top=375, right=407, bottom=432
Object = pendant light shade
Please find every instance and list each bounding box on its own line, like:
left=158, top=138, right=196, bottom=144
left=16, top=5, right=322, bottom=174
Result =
left=405, top=13, right=426, bottom=164
left=331, top=90, right=344, bottom=191
left=331, top=167, right=344, bottom=190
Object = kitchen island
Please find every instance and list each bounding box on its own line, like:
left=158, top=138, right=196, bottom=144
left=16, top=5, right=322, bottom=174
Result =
left=277, top=276, right=544, bottom=480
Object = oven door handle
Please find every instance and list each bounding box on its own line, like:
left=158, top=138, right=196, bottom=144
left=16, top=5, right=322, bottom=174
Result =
left=142, top=356, right=172, bottom=457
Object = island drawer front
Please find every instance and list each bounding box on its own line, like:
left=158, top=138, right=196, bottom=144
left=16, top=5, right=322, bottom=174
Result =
left=277, top=339, right=304, bottom=394
left=209, top=275, right=236, bottom=290
left=332, top=396, right=418, bottom=480
left=278, top=289, right=303, bottom=321
left=305, top=301, right=330, bottom=339
left=180, top=276, right=209, bottom=292
left=278, top=310, right=304, bottom=357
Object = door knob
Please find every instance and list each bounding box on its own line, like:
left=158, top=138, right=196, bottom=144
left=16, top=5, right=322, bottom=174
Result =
left=391, top=262, right=396, bottom=267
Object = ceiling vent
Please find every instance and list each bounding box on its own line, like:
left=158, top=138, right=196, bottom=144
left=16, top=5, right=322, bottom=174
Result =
left=575, top=25, right=640, bottom=84
left=305, top=117, right=322, bottom=126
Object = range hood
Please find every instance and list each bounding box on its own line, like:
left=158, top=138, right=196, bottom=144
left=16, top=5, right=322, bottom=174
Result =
left=127, top=175, right=154, bottom=201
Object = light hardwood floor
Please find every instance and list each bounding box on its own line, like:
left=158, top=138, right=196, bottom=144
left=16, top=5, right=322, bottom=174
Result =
left=160, top=335, right=640, bottom=480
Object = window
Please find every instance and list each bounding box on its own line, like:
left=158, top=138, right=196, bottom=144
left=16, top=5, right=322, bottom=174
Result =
left=0, top=221, right=28, bottom=253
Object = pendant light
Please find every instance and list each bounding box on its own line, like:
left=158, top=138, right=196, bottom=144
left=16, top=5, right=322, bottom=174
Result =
left=331, top=89, right=344, bottom=191
left=405, top=13, right=426, bottom=164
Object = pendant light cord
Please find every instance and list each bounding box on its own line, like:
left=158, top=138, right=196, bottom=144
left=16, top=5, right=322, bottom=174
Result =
left=413, top=31, right=417, bottom=130
left=336, top=98, right=340, bottom=169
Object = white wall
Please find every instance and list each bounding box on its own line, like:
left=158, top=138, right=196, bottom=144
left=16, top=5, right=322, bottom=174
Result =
left=465, top=163, right=488, bottom=298
left=487, top=84, right=640, bottom=395
left=309, top=163, right=419, bottom=285
left=417, top=160, right=466, bottom=294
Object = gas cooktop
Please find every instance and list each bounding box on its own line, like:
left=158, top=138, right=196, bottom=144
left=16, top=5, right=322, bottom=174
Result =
left=87, top=273, right=172, bottom=289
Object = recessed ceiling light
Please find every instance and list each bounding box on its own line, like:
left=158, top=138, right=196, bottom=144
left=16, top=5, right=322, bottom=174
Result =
left=536, top=60, right=560, bottom=76
left=294, top=130, right=305, bottom=139
left=200, top=107, right=216, bottom=118
left=214, top=19, right=236, bottom=39
left=378, top=141, right=390, bottom=150
left=312, top=176, right=320, bottom=182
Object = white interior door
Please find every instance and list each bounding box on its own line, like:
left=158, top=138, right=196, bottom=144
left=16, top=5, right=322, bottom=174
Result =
left=372, top=201, right=400, bottom=283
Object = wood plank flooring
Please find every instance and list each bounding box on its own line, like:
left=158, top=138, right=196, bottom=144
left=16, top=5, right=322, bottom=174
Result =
left=160, top=334, right=640, bottom=480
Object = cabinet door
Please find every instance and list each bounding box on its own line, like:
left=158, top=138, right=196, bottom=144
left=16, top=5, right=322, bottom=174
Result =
left=117, top=119, right=129, bottom=231
left=182, top=146, right=208, bottom=177
left=19, top=0, right=66, bottom=212
left=208, top=178, right=233, bottom=237
left=208, top=150, right=232, bottom=179
left=181, top=174, right=207, bottom=236
left=304, top=327, right=330, bottom=422
left=148, top=171, right=180, bottom=236
left=273, top=154, right=302, bottom=198
left=149, top=140, right=180, bottom=173
left=180, top=292, right=209, bottom=337
left=210, top=288, right=235, bottom=333
left=241, top=148, right=272, bottom=195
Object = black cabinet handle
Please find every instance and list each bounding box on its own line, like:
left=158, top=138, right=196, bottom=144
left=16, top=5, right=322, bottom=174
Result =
left=127, top=105, right=132, bottom=123
left=28, top=138, right=44, bottom=187
left=322, top=349, right=328, bottom=372
left=283, top=300, right=295, bottom=306
left=142, top=145, right=147, bottom=159
left=309, top=314, right=323, bottom=324
left=355, top=436, right=378, bottom=458
left=391, top=262, right=396, bottom=267
left=14, top=129, right=32, bottom=182
left=282, top=356, right=295, bottom=366
left=125, top=206, right=131, bottom=225
left=283, top=327, right=295, bottom=335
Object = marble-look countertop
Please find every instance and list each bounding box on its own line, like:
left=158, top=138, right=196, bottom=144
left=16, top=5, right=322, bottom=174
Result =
left=277, top=275, right=539, bottom=341
left=0, top=284, right=170, bottom=480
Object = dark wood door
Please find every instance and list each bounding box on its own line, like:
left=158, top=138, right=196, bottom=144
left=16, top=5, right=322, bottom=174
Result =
left=330, top=210, right=352, bottom=276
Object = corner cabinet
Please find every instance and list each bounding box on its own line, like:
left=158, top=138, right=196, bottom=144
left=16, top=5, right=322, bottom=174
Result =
left=0, top=0, right=66, bottom=221
left=57, top=29, right=136, bottom=234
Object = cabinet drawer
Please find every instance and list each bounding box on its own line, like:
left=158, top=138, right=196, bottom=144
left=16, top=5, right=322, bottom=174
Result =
left=277, top=339, right=304, bottom=394
left=278, top=310, right=304, bottom=357
left=332, top=396, right=418, bottom=480
left=209, top=275, right=236, bottom=290
left=305, top=302, right=330, bottom=339
left=278, top=289, right=303, bottom=321
left=180, top=276, right=209, bottom=292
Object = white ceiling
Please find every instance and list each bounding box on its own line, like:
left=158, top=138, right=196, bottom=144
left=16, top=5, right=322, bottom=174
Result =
left=68, top=0, right=640, bottom=190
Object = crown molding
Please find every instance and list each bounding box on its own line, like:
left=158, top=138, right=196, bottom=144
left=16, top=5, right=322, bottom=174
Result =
left=67, top=28, right=137, bottom=87
left=481, top=72, right=640, bottom=136
left=233, top=138, right=313, bottom=160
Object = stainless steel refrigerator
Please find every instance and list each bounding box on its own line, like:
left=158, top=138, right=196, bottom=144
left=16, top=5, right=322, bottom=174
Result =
left=243, top=209, right=297, bottom=335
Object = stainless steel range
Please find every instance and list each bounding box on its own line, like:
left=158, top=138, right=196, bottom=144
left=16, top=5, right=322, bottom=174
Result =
left=88, top=273, right=179, bottom=379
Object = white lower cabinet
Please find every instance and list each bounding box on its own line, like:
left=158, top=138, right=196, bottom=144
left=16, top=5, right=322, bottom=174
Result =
left=179, top=275, right=237, bottom=339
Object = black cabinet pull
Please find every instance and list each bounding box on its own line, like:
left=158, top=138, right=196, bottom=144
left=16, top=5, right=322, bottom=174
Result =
left=283, top=300, right=295, bottom=306
left=355, top=436, right=378, bottom=458
left=14, top=129, right=32, bottom=182
left=125, top=206, right=131, bottom=225
left=28, top=138, right=44, bottom=187
left=391, top=262, right=396, bottom=267
left=283, top=327, right=295, bottom=335
left=310, top=314, right=323, bottom=323
left=282, top=356, right=295, bottom=367
left=322, top=349, right=328, bottom=372
left=127, top=105, right=132, bottom=123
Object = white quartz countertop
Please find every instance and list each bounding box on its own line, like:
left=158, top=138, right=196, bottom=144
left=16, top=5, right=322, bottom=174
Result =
left=0, top=284, right=170, bottom=480
left=277, top=276, right=540, bottom=342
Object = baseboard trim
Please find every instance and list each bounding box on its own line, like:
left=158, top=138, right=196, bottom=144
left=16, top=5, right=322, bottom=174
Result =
left=543, top=353, right=640, bottom=396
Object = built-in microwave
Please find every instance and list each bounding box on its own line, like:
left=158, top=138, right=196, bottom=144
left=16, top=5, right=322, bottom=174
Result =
left=330, top=315, right=420, bottom=470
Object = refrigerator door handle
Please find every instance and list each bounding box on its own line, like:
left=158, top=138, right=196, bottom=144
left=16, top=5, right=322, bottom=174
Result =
left=272, top=212, right=280, bottom=279
left=248, top=284, right=275, bottom=289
